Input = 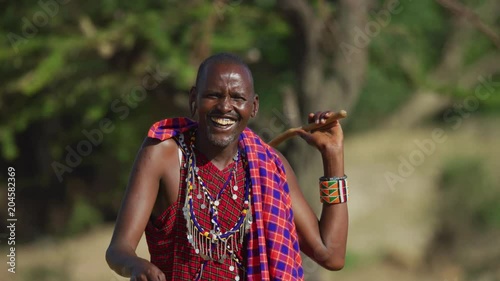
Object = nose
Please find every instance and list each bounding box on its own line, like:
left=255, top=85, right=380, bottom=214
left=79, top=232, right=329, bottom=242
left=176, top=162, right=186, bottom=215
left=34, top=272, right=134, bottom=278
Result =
left=216, top=95, right=232, bottom=113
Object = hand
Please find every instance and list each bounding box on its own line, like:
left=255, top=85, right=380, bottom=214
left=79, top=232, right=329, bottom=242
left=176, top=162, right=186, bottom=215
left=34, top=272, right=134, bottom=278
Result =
left=297, top=111, right=344, bottom=154
left=129, top=259, right=166, bottom=281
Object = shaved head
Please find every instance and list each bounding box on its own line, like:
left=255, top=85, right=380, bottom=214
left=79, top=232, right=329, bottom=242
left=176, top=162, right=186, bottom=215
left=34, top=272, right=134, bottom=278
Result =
left=195, top=53, right=254, bottom=93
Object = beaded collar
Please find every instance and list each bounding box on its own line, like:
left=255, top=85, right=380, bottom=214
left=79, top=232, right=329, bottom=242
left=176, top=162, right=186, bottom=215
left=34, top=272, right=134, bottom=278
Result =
left=178, top=131, right=252, bottom=281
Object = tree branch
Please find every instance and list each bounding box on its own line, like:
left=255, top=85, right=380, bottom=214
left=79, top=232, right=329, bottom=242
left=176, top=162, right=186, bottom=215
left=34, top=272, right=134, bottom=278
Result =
left=435, top=0, right=500, bottom=49
left=459, top=52, right=500, bottom=89
left=430, top=17, right=473, bottom=84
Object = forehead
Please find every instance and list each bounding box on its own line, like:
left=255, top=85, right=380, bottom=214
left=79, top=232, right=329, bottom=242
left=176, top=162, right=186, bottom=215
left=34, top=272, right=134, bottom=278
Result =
left=200, top=62, right=253, bottom=90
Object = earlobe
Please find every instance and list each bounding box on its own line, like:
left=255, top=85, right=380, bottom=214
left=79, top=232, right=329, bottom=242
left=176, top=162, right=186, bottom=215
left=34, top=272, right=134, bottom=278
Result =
left=251, top=94, right=259, bottom=118
left=190, top=102, right=196, bottom=117
left=189, top=86, right=197, bottom=117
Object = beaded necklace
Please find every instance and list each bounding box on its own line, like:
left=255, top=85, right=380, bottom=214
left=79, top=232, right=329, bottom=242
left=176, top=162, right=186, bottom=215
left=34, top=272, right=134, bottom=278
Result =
left=178, top=131, right=252, bottom=281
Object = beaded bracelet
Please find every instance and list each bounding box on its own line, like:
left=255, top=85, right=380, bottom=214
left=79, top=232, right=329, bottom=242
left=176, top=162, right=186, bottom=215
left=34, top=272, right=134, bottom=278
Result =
left=319, top=176, right=348, bottom=204
left=319, top=175, right=347, bottom=181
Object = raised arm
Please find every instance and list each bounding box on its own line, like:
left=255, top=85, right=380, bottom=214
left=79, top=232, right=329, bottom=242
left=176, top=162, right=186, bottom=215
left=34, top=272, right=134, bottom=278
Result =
left=277, top=111, right=348, bottom=271
left=106, top=137, right=179, bottom=281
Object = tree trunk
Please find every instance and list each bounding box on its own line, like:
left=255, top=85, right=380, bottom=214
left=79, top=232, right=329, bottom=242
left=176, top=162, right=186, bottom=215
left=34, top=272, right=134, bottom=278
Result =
left=276, top=0, right=370, bottom=188
left=276, top=1, right=371, bottom=279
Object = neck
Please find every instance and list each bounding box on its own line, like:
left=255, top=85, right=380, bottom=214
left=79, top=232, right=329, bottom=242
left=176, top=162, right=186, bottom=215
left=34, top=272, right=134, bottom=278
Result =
left=194, top=131, right=239, bottom=170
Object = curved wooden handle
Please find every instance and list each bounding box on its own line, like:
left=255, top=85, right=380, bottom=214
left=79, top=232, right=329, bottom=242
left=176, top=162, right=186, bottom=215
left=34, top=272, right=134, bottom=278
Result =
left=268, top=110, right=347, bottom=147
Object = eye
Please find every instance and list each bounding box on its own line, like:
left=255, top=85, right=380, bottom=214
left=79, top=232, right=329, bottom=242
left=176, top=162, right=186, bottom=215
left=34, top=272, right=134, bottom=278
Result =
left=231, top=93, right=246, bottom=101
left=205, top=92, right=220, bottom=98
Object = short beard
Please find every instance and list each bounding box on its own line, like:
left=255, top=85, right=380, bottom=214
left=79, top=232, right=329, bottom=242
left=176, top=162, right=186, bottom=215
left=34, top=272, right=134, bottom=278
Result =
left=207, top=131, right=238, bottom=147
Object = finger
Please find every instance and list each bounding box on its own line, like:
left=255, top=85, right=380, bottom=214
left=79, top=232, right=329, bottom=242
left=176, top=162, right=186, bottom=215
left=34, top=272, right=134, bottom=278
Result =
left=130, top=276, right=141, bottom=281
left=319, top=111, right=331, bottom=123
left=148, top=269, right=165, bottom=281
left=314, top=111, right=322, bottom=124
left=308, top=112, right=315, bottom=123
left=319, top=120, right=338, bottom=131
left=152, top=272, right=163, bottom=281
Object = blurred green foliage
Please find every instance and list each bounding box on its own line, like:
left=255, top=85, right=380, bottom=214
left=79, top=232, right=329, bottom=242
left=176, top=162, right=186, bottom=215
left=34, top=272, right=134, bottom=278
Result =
left=66, top=197, right=104, bottom=236
left=435, top=156, right=500, bottom=279
left=349, top=0, right=499, bottom=131
left=440, top=157, right=500, bottom=230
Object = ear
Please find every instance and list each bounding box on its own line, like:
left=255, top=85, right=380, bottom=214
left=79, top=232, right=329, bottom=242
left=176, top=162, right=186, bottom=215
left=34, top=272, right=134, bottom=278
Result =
left=189, top=86, right=197, bottom=117
left=251, top=94, right=259, bottom=118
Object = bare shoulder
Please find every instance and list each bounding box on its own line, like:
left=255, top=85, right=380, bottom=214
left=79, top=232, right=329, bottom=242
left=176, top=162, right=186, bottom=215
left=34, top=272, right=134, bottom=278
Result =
left=129, top=137, right=181, bottom=188
left=137, top=137, right=182, bottom=210
left=140, top=137, right=178, bottom=156
left=137, top=137, right=178, bottom=168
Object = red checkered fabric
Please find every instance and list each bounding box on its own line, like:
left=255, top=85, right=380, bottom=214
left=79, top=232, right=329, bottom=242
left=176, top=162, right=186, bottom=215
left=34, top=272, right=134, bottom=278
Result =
left=145, top=134, right=246, bottom=280
left=147, top=118, right=304, bottom=280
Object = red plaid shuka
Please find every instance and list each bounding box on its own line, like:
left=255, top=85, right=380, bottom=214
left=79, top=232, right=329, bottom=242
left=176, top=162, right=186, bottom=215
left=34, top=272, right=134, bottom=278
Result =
left=147, top=118, right=304, bottom=280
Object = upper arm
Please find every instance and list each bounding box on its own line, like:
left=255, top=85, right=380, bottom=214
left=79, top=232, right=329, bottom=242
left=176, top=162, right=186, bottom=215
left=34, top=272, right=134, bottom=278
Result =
left=108, top=137, right=179, bottom=251
left=275, top=150, right=324, bottom=259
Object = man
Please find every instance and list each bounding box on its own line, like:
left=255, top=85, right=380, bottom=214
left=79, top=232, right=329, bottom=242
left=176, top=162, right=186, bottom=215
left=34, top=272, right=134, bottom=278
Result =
left=106, top=53, right=348, bottom=281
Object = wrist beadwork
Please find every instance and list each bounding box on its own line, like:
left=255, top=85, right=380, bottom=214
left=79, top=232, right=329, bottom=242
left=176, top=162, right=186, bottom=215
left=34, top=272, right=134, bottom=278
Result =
left=319, top=177, right=348, bottom=204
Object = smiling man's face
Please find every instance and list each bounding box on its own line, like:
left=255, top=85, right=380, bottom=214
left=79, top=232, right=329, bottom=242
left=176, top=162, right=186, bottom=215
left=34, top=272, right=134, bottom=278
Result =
left=191, top=62, right=258, bottom=148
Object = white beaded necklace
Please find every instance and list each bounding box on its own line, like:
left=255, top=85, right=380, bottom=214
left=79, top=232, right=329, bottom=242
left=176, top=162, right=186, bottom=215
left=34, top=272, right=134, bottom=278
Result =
left=178, top=132, right=252, bottom=281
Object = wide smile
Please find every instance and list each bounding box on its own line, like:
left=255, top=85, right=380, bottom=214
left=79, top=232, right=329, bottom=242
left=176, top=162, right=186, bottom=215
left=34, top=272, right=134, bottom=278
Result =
left=209, top=116, right=237, bottom=130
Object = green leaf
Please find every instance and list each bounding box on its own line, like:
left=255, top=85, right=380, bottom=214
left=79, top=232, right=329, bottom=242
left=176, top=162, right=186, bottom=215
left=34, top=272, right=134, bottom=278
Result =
left=20, top=51, right=65, bottom=96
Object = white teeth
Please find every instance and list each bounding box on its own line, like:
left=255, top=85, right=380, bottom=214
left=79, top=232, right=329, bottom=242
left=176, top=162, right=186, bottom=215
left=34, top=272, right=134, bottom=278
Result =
left=211, top=117, right=236, bottom=126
